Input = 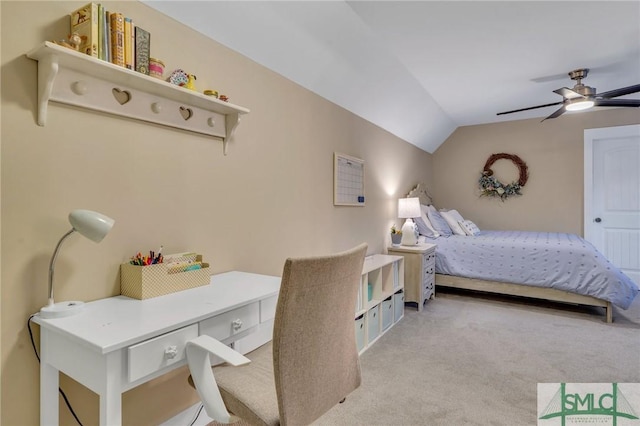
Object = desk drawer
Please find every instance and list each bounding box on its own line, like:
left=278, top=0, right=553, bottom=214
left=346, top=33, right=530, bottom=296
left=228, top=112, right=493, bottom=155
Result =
left=128, top=324, right=198, bottom=382
left=199, top=302, right=260, bottom=341
left=260, top=295, right=278, bottom=322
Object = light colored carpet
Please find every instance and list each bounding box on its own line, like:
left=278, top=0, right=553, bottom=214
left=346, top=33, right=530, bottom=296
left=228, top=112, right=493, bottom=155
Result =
left=314, top=289, right=640, bottom=426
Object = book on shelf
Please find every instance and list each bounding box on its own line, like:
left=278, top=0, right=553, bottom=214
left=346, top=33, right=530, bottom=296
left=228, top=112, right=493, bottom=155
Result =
left=97, top=4, right=103, bottom=59
left=67, top=4, right=148, bottom=74
left=104, top=10, right=111, bottom=62
left=124, top=17, right=134, bottom=69
left=135, top=26, right=150, bottom=75
left=110, top=12, right=125, bottom=67
left=70, top=2, right=99, bottom=57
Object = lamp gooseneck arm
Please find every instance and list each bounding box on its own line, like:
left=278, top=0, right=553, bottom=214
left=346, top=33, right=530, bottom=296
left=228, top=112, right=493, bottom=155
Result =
left=47, top=228, right=76, bottom=306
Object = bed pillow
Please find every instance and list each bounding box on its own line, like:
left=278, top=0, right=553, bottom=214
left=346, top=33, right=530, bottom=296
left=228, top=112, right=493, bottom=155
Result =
left=415, top=204, right=440, bottom=238
left=439, top=209, right=467, bottom=236
left=459, top=219, right=481, bottom=236
left=427, top=209, right=453, bottom=236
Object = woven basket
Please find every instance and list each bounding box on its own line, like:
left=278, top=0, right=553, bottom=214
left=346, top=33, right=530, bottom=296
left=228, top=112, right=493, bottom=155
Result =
left=120, top=254, right=210, bottom=299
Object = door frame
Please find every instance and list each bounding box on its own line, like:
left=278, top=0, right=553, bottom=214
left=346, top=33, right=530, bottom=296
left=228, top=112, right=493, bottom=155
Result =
left=584, top=124, right=640, bottom=246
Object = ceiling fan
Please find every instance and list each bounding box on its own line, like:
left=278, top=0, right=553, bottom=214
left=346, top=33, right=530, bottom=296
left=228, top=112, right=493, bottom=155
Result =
left=497, top=68, right=640, bottom=121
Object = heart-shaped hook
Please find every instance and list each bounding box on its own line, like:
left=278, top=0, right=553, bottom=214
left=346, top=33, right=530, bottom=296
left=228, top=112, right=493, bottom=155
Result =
left=179, top=106, right=193, bottom=121
left=112, top=88, right=131, bottom=105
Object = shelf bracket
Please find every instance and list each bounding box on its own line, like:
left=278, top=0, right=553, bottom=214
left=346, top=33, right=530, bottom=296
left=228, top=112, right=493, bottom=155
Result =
left=224, top=113, right=241, bottom=156
left=37, top=53, right=58, bottom=126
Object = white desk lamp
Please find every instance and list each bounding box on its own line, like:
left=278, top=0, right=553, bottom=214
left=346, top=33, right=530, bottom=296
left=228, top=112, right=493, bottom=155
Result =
left=398, top=197, right=421, bottom=246
left=40, top=209, right=115, bottom=319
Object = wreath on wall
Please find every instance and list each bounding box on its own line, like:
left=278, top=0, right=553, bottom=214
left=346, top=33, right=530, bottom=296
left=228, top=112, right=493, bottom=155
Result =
left=478, top=153, right=529, bottom=201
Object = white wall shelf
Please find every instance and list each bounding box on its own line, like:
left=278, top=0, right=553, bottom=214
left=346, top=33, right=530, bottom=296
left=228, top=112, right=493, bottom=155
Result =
left=27, top=42, right=250, bottom=155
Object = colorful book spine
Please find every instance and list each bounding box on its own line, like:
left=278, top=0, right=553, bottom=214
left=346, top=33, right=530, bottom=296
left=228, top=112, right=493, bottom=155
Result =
left=124, top=17, right=133, bottom=69
left=97, top=4, right=103, bottom=60
left=70, top=2, right=99, bottom=57
left=104, top=11, right=111, bottom=63
left=130, top=20, right=136, bottom=71
left=110, top=12, right=125, bottom=67
left=135, top=26, right=150, bottom=75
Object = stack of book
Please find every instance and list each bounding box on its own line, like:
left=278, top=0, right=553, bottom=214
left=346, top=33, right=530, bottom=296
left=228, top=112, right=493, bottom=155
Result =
left=70, top=2, right=150, bottom=75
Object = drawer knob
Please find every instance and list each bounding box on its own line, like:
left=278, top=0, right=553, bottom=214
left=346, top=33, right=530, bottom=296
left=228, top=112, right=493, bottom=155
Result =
left=164, top=346, right=178, bottom=359
left=232, top=319, right=243, bottom=331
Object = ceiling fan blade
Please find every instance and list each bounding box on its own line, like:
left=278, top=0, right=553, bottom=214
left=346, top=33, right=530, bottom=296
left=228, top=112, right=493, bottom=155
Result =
left=594, top=99, right=640, bottom=107
left=553, top=87, right=583, bottom=99
left=541, top=106, right=566, bottom=122
left=596, top=84, right=640, bottom=99
left=497, top=101, right=563, bottom=116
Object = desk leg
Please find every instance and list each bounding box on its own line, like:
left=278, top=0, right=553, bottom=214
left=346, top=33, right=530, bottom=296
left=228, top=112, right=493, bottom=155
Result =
left=99, top=352, right=123, bottom=426
left=99, top=389, right=122, bottom=426
left=40, top=361, right=59, bottom=425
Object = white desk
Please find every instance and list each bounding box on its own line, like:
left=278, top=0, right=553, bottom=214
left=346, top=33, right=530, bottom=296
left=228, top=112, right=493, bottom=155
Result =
left=33, top=271, right=281, bottom=426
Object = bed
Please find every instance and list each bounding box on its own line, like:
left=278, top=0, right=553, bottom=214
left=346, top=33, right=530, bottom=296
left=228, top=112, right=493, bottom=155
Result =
left=406, top=184, right=638, bottom=322
left=432, top=230, right=638, bottom=322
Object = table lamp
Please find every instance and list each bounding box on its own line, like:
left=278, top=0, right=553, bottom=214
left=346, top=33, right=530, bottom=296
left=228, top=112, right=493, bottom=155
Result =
left=398, top=197, right=420, bottom=246
left=40, top=209, right=115, bottom=319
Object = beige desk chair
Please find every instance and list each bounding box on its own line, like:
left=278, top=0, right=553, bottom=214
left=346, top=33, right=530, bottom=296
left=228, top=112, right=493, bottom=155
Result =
left=186, top=243, right=368, bottom=425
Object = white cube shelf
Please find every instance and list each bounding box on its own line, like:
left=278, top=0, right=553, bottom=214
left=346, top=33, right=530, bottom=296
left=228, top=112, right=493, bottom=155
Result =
left=355, top=254, right=404, bottom=354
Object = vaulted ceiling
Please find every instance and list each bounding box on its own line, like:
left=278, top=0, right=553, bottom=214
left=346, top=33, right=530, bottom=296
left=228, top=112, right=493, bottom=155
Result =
left=143, top=1, right=640, bottom=153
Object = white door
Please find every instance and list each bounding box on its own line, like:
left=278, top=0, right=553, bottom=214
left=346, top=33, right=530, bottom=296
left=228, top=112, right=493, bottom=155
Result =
left=584, top=124, right=640, bottom=285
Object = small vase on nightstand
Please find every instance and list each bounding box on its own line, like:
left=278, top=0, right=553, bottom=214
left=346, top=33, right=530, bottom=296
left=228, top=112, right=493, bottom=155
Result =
left=391, top=233, right=402, bottom=245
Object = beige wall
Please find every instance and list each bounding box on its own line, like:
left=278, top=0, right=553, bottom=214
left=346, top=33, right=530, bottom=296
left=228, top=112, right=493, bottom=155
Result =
left=1, top=1, right=434, bottom=425
left=432, top=109, right=640, bottom=235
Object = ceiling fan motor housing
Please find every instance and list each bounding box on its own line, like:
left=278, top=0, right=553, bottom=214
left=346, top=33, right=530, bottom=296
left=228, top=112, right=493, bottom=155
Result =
left=573, top=84, right=596, bottom=97
left=569, top=69, right=595, bottom=96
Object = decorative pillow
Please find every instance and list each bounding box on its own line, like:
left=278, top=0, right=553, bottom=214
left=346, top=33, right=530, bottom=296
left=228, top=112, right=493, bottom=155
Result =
left=439, top=209, right=466, bottom=236
left=427, top=209, right=453, bottom=236
left=415, top=204, right=440, bottom=238
left=459, top=219, right=481, bottom=236
left=425, top=204, right=438, bottom=214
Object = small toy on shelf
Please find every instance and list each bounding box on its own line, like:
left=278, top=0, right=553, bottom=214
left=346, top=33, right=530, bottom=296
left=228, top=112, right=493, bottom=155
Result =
left=53, top=32, right=83, bottom=51
left=204, top=89, right=219, bottom=98
left=185, top=74, right=197, bottom=91
left=167, top=69, right=197, bottom=90
left=167, top=69, right=189, bottom=86
left=219, top=95, right=229, bottom=102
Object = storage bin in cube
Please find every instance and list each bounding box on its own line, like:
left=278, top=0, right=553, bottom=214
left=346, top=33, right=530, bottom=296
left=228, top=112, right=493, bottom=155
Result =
left=381, top=296, right=393, bottom=331
left=354, top=314, right=365, bottom=352
left=367, top=306, right=380, bottom=342
left=393, top=289, right=404, bottom=322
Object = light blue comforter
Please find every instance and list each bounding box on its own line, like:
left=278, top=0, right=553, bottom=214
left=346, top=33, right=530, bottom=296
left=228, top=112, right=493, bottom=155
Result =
left=433, top=230, right=638, bottom=309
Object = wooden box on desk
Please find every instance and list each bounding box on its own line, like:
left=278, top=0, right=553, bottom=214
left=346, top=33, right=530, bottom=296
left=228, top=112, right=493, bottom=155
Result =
left=120, top=255, right=210, bottom=299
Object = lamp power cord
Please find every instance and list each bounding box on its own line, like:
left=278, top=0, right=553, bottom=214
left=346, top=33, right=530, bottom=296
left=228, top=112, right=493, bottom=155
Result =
left=28, top=314, right=84, bottom=426
left=188, top=403, right=204, bottom=426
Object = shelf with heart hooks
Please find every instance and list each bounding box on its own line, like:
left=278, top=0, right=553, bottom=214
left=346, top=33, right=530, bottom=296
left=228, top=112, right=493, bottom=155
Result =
left=27, top=42, right=250, bottom=155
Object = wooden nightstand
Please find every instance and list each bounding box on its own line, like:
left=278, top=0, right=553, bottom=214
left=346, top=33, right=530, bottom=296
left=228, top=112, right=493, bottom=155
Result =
left=387, top=243, right=436, bottom=311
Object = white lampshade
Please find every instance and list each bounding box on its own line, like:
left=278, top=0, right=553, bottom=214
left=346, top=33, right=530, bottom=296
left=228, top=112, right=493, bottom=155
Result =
left=69, top=209, right=115, bottom=242
left=398, top=197, right=421, bottom=246
left=398, top=197, right=421, bottom=219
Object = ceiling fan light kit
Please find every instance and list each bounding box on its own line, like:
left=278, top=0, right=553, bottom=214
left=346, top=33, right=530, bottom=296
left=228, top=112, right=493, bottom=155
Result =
left=565, top=99, right=595, bottom=112
left=497, top=68, right=640, bottom=120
